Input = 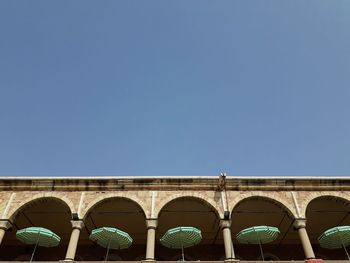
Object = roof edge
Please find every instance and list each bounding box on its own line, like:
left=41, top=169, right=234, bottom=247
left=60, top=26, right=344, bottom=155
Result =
left=0, top=175, right=349, bottom=180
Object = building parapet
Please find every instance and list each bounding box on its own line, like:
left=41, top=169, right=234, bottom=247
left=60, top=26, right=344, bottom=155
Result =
left=0, top=176, right=349, bottom=191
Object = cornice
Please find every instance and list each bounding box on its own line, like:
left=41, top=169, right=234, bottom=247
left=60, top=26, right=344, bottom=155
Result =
left=0, top=176, right=349, bottom=191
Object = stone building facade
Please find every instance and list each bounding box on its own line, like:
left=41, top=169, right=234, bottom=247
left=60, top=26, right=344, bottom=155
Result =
left=0, top=176, right=349, bottom=262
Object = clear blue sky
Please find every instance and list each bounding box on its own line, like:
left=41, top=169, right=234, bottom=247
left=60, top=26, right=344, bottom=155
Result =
left=0, top=1, right=349, bottom=176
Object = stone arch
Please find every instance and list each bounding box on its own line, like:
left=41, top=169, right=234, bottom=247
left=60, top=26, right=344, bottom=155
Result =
left=229, top=191, right=297, bottom=219
left=155, top=192, right=222, bottom=218
left=80, top=193, right=147, bottom=219
left=300, top=191, right=350, bottom=218
left=8, top=192, right=75, bottom=220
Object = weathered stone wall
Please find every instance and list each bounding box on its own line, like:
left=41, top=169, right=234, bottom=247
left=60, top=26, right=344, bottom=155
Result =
left=1, top=186, right=349, bottom=221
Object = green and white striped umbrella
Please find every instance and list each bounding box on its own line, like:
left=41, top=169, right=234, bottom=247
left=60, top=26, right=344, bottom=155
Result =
left=236, top=225, right=280, bottom=244
left=16, top=227, right=61, bottom=262
left=236, top=226, right=280, bottom=261
left=319, top=226, right=350, bottom=249
left=89, top=227, right=133, bottom=250
left=16, top=227, right=61, bottom=247
left=160, top=226, right=202, bottom=249
left=160, top=226, right=202, bottom=261
left=318, top=226, right=350, bottom=260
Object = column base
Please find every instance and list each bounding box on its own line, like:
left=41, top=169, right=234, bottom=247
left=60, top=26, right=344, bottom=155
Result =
left=142, top=259, right=156, bottom=263
left=225, top=258, right=239, bottom=263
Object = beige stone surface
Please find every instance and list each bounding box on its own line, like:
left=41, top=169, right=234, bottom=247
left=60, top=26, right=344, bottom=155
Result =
left=0, top=192, right=13, bottom=219
left=0, top=189, right=349, bottom=221
left=1, top=178, right=350, bottom=222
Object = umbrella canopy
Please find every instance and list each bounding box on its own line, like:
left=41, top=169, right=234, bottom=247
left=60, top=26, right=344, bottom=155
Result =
left=160, top=226, right=202, bottom=249
left=89, top=227, right=133, bottom=250
left=319, top=226, right=350, bottom=249
left=16, top=227, right=61, bottom=247
left=236, top=226, right=280, bottom=245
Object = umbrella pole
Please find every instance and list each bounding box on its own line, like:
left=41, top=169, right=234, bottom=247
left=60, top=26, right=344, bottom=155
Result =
left=181, top=244, right=185, bottom=262
left=105, top=238, right=112, bottom=262
left=30, top=236, right=40, bottom=262
left=255, top=229, right=264, bottom=261
left=258, top=239, right=264, bottom=261
left=341, top=240, right=350, bottom=260
left=336, top=229, right=350, bottom=261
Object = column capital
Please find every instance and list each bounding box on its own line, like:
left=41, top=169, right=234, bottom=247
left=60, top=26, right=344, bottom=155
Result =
left=220, top=219, right=231, bottom=229
left=71, top=220, right=84, bottom=230
left=146, top=219, right=158, bottom=229
left=293, top=218, right=307, bottom=229
left=0, top=219, right=12, bottom=230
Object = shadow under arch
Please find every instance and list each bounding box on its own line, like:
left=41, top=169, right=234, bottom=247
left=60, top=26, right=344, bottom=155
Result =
left=155, top=193, right=222, bottom=219
left=231, top=196, right=303, bottom=261
left=306, top=195, right=350, bottom=260
left=156, top=196, right=223, bottom=261
left=8, top=195, right=73, bottom=221
left=0, top=197, right=72, bottom=261
left=78, top=196, right=147, bottom=261
left=230, top=194, right=296, bottom=220
left=81, top=194, right=147, bottom=220
left=301, top=192, right=350, bottom=218
left=83, top=196, right=147, bottom=220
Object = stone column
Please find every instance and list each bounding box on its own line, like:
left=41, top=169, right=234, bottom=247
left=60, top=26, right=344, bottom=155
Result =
left=0, top=220, right=12, bottom=245
left=145, top=219, right=158, bottom=261
left=220, top=219, right=235, bottom=260
left=65, top=220, right=84, bottom=261
left=294, top=218, right=315, bottom=259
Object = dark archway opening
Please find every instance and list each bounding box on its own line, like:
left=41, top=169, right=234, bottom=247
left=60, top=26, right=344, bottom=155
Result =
left=306, top=196, right=350, bottom=260
left=157, top=197, right=222, bottom=261
left=0, top=198, right=71, bottom=261
left=231, top=197, right=302, bottom=260
left=78, top=197, right=146, bottom=261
